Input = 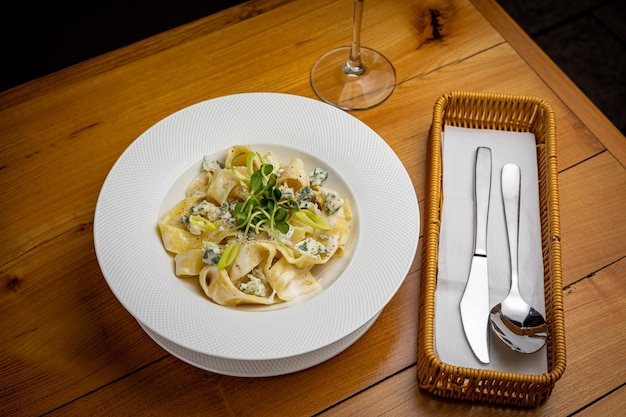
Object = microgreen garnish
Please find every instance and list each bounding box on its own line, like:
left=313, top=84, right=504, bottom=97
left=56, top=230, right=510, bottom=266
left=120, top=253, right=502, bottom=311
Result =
left=226, top=151, right=331, bottom=248
left=229, top=152, right=298, bottom=242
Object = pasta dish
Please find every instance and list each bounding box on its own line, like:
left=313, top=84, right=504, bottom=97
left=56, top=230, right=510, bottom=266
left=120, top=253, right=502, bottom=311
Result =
left=158, top=145, right=352, bottom=306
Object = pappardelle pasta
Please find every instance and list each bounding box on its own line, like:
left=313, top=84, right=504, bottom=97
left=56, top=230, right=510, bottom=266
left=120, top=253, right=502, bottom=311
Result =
left=158, top=145, right=352, bottom=306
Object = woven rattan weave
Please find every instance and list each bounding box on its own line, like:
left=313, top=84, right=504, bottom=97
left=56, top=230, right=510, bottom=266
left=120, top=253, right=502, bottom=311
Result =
left=417, top=92, right=566, bottom=406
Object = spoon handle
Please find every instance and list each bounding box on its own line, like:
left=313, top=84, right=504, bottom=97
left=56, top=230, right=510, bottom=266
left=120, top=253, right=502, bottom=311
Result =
left=501, top=163, right=521, bottom=294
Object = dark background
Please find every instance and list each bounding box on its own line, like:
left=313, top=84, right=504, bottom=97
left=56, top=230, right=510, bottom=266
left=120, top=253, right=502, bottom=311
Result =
left=497, top=0, right=625, bottom=135
left=0, top=1, right=247, bottom=92
left=1, top=0, right=624, bottom=134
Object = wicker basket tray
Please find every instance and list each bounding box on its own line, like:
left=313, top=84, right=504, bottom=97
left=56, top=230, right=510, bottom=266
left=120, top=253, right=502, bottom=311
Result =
left=417, top=92, right=566, bottom=406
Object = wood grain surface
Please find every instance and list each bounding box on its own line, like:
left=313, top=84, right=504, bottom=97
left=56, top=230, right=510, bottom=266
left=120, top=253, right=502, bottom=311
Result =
left=1, top=0, right=624, bottom=415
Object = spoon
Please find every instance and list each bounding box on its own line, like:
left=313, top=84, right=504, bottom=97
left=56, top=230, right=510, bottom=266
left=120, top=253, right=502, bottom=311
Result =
left=489, top=163, right=548, bottom=354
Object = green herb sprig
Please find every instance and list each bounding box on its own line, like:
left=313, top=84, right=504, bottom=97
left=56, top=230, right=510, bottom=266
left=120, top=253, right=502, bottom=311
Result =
left=230, top=152, right=296, bottom=240
left=229, top=151, right=329, bottom=243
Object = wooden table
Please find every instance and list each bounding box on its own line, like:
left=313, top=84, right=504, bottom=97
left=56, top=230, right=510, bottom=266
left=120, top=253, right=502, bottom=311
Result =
left=2, top=0, right=625, bottom=415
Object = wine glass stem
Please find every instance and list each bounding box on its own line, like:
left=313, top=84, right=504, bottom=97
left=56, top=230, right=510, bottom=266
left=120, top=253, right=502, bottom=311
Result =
left=344, top=0, right=365, bottom=76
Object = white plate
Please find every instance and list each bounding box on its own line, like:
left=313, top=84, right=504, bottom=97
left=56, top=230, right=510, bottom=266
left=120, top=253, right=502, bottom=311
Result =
left=94, top=92, right=418, bottom=372
left=138, top=312, right=380, bottom=377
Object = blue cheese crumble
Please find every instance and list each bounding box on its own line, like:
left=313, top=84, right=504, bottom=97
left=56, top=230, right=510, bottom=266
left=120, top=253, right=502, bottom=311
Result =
left=309, top=168, right=328, bottom=187
left=202, top=157, right=223, bottom=173
left=202, top=241, right=221, bottom=265
left=191, top=200, right=221, bottom=221
left=296, top=237, right=330, bottom=257
left=296, top=186, right=314, bottom=209
left=190, top=200, right=234, bottom=227
left=239, top=269, right=269, bottom=297
left=322, top=190, right=343, bottom=215
left=218, top=202, right=235, bottom=225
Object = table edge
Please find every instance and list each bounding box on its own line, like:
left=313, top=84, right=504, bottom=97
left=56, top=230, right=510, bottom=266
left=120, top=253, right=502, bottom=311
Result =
left=470, top=0, right=626, bottom=168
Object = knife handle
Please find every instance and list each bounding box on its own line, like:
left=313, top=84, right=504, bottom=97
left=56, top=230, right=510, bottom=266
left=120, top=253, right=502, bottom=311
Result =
left=474, top=147, right=492, bottom=256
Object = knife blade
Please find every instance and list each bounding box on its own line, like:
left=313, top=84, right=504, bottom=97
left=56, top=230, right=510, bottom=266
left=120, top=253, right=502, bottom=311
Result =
left=460, top=146, right=492, bottom=364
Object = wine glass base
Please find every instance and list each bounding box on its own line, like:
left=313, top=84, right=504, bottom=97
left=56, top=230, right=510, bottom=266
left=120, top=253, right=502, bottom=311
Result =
left=310, top=46, right=396, bottom=110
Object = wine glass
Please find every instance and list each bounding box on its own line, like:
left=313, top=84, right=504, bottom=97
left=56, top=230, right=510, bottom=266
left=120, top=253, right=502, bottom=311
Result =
left=310, top=0, right=396, bottom=110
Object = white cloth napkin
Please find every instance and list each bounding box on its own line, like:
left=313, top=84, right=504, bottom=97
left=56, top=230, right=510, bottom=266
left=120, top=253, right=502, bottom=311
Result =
left=435, top=125, right=548, bottom=374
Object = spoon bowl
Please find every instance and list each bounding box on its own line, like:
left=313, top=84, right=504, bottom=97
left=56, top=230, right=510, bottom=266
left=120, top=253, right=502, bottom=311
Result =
left=489, top=164, right=547, bottom=353
left=490, top=301, right=548, bottom=353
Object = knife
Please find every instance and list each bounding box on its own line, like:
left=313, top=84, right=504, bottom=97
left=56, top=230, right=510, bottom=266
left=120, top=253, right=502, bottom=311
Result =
left=460, top=146, right=492, bottom=364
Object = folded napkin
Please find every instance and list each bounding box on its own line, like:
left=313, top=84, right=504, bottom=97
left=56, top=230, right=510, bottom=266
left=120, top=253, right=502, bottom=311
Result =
left=435, top=125, right=548, bottom=374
